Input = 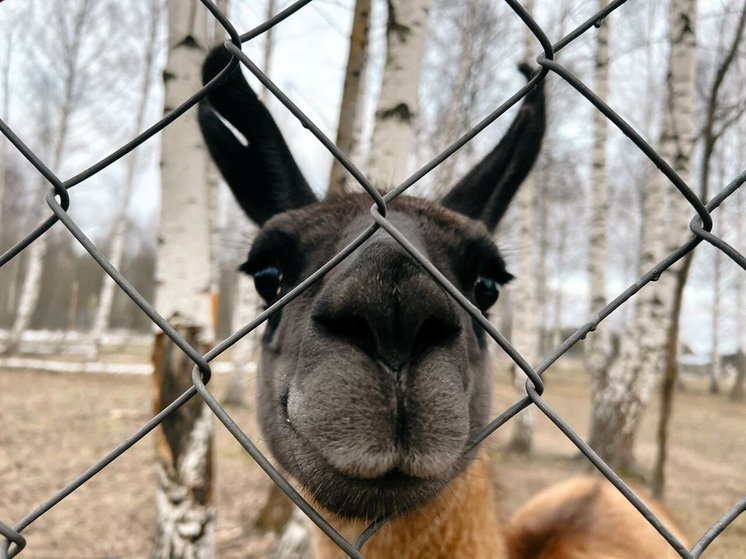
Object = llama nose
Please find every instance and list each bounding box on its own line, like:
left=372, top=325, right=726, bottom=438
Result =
left=312, top=243, right=461, bottom=369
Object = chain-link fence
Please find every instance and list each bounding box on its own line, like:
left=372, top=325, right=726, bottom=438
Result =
left=1, top=0, right=745, bottom=557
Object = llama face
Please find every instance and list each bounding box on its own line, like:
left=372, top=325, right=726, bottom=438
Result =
left=199, top=47, right=544, bottom=520
left=243, top=195, right=511, bottom=518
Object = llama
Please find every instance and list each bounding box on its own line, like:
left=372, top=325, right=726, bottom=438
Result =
left=198, top=47, right=688, bottom=559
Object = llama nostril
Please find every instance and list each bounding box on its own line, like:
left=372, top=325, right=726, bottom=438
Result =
left=412, top=317, right=462, bottom=357
left=314, top=311, right=462, bottom=369
left=313, top=313, right=377, bottom=356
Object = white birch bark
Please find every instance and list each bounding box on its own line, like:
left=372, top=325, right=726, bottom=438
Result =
left=507, top=0, right=538, bottom=453
left=366, top=0, right=430, bottom=190
left=89, top=0, right=162, bottom=359
left=585, top=0, right=613, bottom=438
left=2, top=0, right=93, bottom=354
left=589, top=0, right=697, bottom=472
left=273, top=509, right=312, bottom=559
left=156, top=2, right=215, bottom=339
left=154, top=404, right=214, bottom=557
left=153, top=2, right=215, bottom=557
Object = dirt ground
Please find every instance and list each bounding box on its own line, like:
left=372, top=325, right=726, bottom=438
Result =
left=1, top=361, right=743, bottom=558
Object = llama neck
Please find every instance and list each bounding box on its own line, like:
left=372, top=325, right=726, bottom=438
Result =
left=311, top=453, right=508, bottom=559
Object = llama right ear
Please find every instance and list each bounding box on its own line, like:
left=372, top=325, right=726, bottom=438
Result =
left=198, top=46, right=318, bottom=225
left=441, top=64, right=545, bottom=231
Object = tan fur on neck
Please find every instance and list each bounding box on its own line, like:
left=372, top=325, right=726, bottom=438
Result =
left=311, top=453, right=508, bottom=559
left=309, top=454, right=689, bottom=559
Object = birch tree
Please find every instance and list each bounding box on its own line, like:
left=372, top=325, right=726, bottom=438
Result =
left=588, top=0, right=697, bottom=474
left=89, top=0, right=163, bottom=359
left=0, top=29, right=11, bottom=238
left=152, top=2, right=215, bottom=557
left=426, top=0, right=504, bottom=193
left=709, top=231, right=723, bottom=394
left=328, top=0, right=371, bottom=195
left=731, top=185, right=745, bottom=401
left=585, top=0, right=613, bottom=428
left=652, top=0, right=745, bottom=495
left=507, top=0, right=538, bottom=454
left=366, top=0, right=431, bottom=189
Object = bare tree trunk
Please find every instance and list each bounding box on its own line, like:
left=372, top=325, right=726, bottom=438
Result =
left=430, top=0, right=478, bottom=191
left=2, top=0, right=93, bottom=355
left=0, top=31, right=11, bottom=235
left=586, top=0, right=612, bottom=426
left=508, top=0, right=538, bottom=454
left=709, top=241, right=722, bottom=394
left=223, top=216, right=259, bottom=407
left=0, top=29, right=14, bottom=321
left=367, top=0, right=430, bottom=189
left=152, top=329, right=215, bottom=559
left=590, top=0, right=697, bottom=474
left=328, top=0, right=371, bottom=196
left=258, top=0, right=276, bottom=105
left=153, top=2, right=215, bottom=557
left=731, top=185, right=746, bottom=401
left=551, top=220, right=568, bottom=349
left=653, top=1, right=745, bottom=496
left=67, top=279, right=79, bottom=331
left=535, top=191, right=549, bottom=353
left=89, top=0, right=162, bottom=359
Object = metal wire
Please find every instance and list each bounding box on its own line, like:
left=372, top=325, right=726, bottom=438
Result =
left=1, top=0, right=744, bottom=558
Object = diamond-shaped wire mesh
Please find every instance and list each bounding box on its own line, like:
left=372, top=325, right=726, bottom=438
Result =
left=1, top=0, right=744, bottom=558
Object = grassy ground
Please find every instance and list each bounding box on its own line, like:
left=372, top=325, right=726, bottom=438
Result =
left=0, top=361, right=743, bottom=558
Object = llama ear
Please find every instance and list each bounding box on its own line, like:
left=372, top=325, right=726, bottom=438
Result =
left=198, top=46, right=318, bottom=225
left=441, top=64, right=545, bottom=231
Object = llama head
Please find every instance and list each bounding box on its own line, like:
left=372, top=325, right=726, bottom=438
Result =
left=199, top=47, right=545, bottom=520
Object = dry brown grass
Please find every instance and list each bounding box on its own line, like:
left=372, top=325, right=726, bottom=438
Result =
left=0, top=361, right=743, bottom=558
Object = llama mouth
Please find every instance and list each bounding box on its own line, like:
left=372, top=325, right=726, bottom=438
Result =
left=332, top=465, right=425, bottom=490
left=315, top=462, right=448, bottom=520
left=288, top=432, right=459, bottom=519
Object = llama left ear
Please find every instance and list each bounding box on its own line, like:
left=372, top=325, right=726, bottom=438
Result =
left=199, top=46, right=318, bottom=226
left=441, top=64, right=545, bottom=231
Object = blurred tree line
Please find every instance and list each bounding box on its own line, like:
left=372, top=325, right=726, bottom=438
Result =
left=1, top=0, right=743, bottom=382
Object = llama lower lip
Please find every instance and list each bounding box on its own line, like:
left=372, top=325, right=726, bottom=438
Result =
left=318, top=465, right=444, bottom=519
left=339, top=466, right=423, bottom=489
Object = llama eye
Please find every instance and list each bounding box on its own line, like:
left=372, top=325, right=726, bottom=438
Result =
left=474, top=275, right=499, bottom=310
left=254, top=266, right=283, bottom=302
